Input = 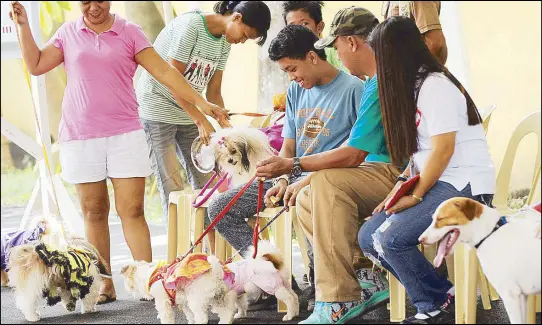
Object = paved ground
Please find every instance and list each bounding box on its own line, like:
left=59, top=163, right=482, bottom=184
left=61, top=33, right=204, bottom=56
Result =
left=1, top=205, right=540, bottom=324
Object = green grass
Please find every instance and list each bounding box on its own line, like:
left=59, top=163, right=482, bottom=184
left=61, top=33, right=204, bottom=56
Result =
left=0, top=166, right=175, bottom=224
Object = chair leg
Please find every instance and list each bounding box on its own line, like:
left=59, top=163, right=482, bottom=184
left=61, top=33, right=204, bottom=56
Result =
left=292, top=212, right=310, bottom=278
left=465, top=247, right=479, bottom=324
left=176, top=194, right=192, bottom=257
left=445, top=255, right=455, bottom=284
left=389, top=273, right=406, bottom=322
left=215, top=233, right=227, bottom=262
left=274, top=210, right=292, bottom=313
left=167, top=202, right=178, bottom=263
left=527, top=295, right=537, bottom=324
left=478, top=265, right=492, bottom=310
left=489, top=281, right=500, bottom=301
left=454, top=244, right=467, bottom=324
left=194, top=207, right=206, bottom=253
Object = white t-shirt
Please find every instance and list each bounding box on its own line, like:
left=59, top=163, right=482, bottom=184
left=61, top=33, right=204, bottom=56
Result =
left=413, top=73, right=496, bottom=196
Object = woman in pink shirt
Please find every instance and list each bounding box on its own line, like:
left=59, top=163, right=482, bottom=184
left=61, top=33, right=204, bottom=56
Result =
left=10, top=1, right=230, bottom=304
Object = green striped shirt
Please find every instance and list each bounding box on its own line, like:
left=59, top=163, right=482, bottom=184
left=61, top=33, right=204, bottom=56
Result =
left=137, top=11, right=231, bottom=125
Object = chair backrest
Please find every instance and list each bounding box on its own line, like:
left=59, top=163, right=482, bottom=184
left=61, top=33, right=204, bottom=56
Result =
left=250, top=114, right=273, bottom=128
left=480, top=104, right=497, bottom=135
left=493, top=110, right=541, bottom=213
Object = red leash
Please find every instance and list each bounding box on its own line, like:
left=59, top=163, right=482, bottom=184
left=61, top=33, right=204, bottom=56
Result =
left=175, top=175, right=262, bottom=264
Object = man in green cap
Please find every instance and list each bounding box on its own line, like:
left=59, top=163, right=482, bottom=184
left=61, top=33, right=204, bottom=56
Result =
left=256, top=6, right=403, bottom=324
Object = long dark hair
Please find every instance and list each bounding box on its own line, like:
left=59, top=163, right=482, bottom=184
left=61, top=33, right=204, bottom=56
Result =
left=369, top=16, right=481, bottom=166
left=213, top=1, right=271, bottom=46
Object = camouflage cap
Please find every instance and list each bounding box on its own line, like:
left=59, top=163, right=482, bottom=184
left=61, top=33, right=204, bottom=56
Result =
left=315, top=6, right=378, bottom=50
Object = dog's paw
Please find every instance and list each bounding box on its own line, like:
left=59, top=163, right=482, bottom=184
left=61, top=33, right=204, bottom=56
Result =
left=24, top=313, right=40, bottom=322
left=282, top=314, right=295, bottom=322
left=234, top=311, right=247, bottom=319
left=64, top=302, right=76, bottom=312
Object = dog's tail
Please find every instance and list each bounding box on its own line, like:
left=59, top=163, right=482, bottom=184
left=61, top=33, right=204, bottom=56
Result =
left=245, top=240, right=284, bottom=271
left=207, top=255, right=225, bottom=280
left=68, top=236, right=111, bottom=277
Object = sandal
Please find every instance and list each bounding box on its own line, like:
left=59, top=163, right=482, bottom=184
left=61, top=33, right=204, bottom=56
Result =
left=97, top=293, right=117, bottom=305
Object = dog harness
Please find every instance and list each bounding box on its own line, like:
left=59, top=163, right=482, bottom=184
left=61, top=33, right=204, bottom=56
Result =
left=147, top=260, right=177, bottom=305
left=474, top=216, right=508, bottom=249
left=35, top=243, right=96, bottom=306
left=147, top=254, right=236, bottom=306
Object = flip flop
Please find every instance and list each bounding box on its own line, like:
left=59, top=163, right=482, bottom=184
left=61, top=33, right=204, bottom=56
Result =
left=97, top=293, right=117, bottom=305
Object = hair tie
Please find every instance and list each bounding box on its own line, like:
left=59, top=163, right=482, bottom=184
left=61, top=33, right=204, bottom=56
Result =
left=226, top=1, right=241, bottom=11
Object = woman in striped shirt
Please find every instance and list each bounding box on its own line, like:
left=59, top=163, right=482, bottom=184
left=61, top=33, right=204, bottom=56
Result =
left=136, top=1, right=271, bottom=229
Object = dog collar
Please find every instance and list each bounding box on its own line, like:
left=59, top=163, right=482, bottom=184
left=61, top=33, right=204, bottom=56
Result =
left=474, top=216, right=508, bottom=249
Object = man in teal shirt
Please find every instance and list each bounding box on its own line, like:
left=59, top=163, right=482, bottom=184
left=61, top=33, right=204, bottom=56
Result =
left=257, top=7, right=403, bottom=324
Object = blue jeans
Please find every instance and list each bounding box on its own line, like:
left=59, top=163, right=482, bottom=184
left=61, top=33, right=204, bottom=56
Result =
left=141, top=119, right=209, bottom=224
left=358, top=181, right=493, bottom=314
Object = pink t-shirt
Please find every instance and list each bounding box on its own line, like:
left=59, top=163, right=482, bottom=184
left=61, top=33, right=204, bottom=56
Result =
left=49, top=15, right=152, bottom=143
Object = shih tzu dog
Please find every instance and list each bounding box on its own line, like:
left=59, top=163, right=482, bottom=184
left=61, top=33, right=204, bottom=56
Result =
left=210, top=126, right=276, bottom=188
left=120, top=254, right=238, bottom=324
left=5, top=216, right=108, bottom=322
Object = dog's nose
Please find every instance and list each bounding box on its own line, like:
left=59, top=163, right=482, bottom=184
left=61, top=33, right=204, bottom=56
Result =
left=419, top=236, right=427, bottom=244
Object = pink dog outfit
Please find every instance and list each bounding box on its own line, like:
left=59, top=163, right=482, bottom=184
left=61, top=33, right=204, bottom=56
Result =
left=226, top=259, right=288, bottom=295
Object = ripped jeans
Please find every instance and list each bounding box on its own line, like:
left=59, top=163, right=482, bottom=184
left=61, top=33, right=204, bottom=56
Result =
left=358, top=181, right=493, bottom=314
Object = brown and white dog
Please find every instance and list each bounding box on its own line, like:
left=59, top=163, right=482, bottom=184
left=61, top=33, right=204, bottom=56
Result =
left=419, top=197, right=541, bottom=324
left=210, top=126, right=275, bottom=188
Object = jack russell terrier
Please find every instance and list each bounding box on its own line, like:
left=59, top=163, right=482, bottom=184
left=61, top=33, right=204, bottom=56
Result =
left=419, top=197, right=541, bottom=324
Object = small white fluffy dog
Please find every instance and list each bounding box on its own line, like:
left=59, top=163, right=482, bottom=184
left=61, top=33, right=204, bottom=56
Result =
left=7, top=223, right=106, bottom=322
left=419, top=197, right=541, bottom=324
left=227, top=240, right=299, bottom=321
left=210, top=126, right=275, bottom=187
left=1, top=215, right=67, bottom=287
left=120, top=255, right=237, bottom=324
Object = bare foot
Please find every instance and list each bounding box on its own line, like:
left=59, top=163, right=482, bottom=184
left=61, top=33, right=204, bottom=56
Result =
left=97, top=278, right=117, bottom=304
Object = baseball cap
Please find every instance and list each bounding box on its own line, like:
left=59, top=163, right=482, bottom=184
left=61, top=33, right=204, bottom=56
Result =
left=315, top=6, right=378, bottom=50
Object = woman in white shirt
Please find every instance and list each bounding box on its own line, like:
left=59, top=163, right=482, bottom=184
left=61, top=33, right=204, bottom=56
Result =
left=358, top=17, right=495, bottom=324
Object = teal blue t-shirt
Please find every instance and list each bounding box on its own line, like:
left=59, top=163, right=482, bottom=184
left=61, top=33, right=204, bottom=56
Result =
left=282, top=71, right=364, bottom=157
left=347, top=75, right=391, bottom=163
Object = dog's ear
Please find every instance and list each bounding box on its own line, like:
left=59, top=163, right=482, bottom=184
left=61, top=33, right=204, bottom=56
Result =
left=239, top=141, right=251, bottom=172
left=457, top=198, right=483, bottom=220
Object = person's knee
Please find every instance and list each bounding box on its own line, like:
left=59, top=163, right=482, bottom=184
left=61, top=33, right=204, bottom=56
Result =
left=358, top=224, right=374, bottom=253
left=117, top=201, right=145, bottom=221
left=82, top=197, right=110, bottom=223
left=208, top=194, right=229, bottom=221
left=310, top=169, right=337, bottom=188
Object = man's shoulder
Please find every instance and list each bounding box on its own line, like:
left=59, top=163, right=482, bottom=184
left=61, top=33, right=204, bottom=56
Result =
left=335, top=71, right=364, bottom=90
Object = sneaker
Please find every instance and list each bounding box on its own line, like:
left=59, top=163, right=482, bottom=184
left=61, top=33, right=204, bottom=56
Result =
left=401, top=294, right=455, bottom=324
left=299, top=300, right=366, bottom=324
left=358, top=268, right=390, bottom=314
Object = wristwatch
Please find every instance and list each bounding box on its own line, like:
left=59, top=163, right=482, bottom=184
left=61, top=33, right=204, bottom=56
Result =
left=291, top=157, right=303, bottom=178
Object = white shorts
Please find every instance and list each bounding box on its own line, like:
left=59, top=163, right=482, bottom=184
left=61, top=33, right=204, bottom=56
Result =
left=59, top=129, right=153, bottom=184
